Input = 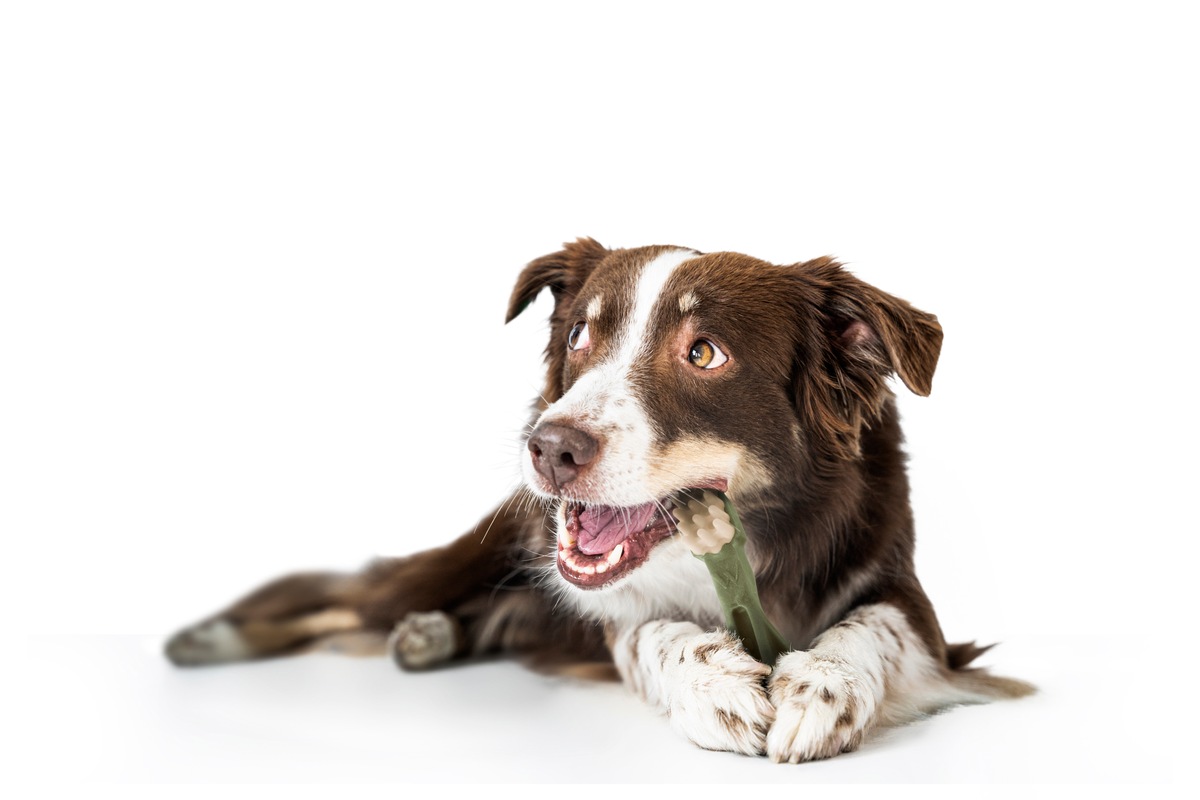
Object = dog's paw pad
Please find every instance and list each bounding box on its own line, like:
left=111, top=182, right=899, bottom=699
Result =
left=766, top=651, right=875, bottom=763
left=388, top=611, right=460, bottom=671
left=164, top=620, right=251, bottom=666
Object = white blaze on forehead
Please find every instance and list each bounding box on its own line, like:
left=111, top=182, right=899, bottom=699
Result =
left=615, top=249, right=697, bottom=363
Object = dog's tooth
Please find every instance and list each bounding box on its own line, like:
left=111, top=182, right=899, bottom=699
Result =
left=582, top=563, right=596, bottom=575
left=608, top=543, right=623, bottom=564
left=595, top=561, right=608, bottom=573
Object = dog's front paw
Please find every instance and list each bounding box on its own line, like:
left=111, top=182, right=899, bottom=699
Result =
left=663, top=629, right=775, bottom=756
left=766, top=650, right=877, bottom=763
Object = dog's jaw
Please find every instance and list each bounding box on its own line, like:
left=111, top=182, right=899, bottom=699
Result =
left=543, top=498, right=725, bottom=629
left=555, top=498, right=678, bottom=588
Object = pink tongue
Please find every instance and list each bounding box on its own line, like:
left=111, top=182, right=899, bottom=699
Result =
left=577, top=502, right=658, bottom=555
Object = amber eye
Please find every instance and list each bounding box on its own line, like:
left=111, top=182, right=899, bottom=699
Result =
left=688, top=339, right=728, bottom=369
left=568, top=321, right=591, bottom=351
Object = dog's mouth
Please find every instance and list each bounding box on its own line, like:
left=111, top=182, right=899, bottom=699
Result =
left=556, top=480, right=728, bottom=589
left=557, top=498, right=678, bottom=588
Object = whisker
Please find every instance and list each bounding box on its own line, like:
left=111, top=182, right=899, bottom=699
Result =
left=475, top=483, right=525, bottom=543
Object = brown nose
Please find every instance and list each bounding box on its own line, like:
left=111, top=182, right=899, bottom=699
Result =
left=527, top=422, right=599, bottom=490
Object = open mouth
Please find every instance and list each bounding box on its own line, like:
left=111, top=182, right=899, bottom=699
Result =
left=557, top=498, right=679, bottom=588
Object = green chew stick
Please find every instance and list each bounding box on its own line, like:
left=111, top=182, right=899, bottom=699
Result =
left=673, top=489, right=791, bottom=667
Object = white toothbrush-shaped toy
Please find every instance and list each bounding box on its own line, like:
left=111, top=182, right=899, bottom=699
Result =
left=672, top=489, right=790, bottom=667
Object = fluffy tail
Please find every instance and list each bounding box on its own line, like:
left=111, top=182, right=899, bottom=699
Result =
left=945, top=640, right=1037, bottom=700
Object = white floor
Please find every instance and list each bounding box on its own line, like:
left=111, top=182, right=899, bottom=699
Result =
left=12, top=633, right=1177, bottom=785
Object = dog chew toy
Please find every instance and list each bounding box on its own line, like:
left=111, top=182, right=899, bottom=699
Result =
left=671, top=489, right=791, bottom=667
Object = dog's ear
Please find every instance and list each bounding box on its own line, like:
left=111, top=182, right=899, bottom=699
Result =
left=508, top=238, right=609, bottom=408
left=805, top=257, right=943, bottom=397
left=792, top=257, right=943, bottom=456
left=506, top=237, right=609, bottom=322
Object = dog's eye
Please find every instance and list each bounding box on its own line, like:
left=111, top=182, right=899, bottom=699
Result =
left=688, top=339, right=727, bottom=369
left=568, top=321, right=591, bottom=351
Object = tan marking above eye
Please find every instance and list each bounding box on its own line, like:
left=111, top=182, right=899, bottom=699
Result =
left=585, top=295, right=603, bottom=319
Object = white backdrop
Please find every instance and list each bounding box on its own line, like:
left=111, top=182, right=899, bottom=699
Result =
left=2, top=0, right=1193, bottom=786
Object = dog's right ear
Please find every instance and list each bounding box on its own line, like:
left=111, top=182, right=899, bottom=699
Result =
left=506, top=237, right=609, bottom=322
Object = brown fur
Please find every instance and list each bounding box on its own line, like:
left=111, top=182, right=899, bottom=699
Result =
left=166, top=237, right=1027, bottom=707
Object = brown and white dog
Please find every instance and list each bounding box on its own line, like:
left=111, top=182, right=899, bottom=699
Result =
left=165, top=238, right=1032, bottom=762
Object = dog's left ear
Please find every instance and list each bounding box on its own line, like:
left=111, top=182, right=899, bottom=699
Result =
left=792, top=257, right=943, bottom=458
left=506, top=237, right=609, bottom=322
left=804, top=257, right=943, bottom=397
left=796, top=256, right=945, bottom=400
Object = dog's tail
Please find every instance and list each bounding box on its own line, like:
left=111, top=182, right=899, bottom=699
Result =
left=878, top=639, right=1034, bottom=727
left=944, top=640, right=1037, bottom=700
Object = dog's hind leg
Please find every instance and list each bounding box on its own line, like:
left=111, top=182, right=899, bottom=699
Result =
left=165, top=569, right=371, bottom=665
left=386, top=588, right=613, bottom=678
left=164, top=498, right=603, bottom=669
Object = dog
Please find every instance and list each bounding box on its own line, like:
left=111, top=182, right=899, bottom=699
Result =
left=165, top=238, right=1033, bottom=762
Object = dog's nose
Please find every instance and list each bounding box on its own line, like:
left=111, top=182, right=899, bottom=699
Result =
left=527, top=422, right=599, bottom=489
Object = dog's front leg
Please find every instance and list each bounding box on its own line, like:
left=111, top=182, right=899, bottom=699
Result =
left=766, top=602, right=940, bottom=763
left=611, top=620, right=775, bottom=756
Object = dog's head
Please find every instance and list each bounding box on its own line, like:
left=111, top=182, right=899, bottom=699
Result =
left=508, top=238, right=942, bottom=625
